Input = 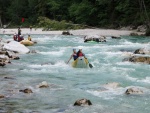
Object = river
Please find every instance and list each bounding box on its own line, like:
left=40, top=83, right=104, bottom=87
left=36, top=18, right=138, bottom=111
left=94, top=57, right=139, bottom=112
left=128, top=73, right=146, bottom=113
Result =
left=0, top=34, right=150, bottom=113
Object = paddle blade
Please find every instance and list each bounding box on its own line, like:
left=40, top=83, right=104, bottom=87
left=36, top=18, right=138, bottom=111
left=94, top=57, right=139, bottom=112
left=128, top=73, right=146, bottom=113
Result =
left=89, top=63, right=93, bottom=68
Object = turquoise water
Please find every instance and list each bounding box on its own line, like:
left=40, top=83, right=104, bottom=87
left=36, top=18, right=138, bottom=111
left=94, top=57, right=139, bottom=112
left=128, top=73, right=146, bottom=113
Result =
left=0, top=34, right=150, bottom=113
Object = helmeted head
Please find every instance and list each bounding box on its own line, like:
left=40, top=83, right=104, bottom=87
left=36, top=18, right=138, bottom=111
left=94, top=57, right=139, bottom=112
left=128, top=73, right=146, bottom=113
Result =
left=79, top=48, right=82, bottom=52
left=73, top=49, right=76, bottom=52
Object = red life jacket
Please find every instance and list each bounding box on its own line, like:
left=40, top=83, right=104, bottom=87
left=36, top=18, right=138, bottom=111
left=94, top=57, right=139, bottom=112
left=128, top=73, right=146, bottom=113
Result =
left=13, top=36, right=17, bottom=41
left=78, top=52, right=83, bottom=57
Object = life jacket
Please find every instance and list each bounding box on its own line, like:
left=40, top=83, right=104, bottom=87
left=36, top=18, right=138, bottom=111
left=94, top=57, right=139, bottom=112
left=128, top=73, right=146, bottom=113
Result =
left=28, top=37, right=31, bottom=41
left=18, top=36, right=24, bottom=42
left=13, top=35, right=17, bottom=41
left=78, top=52, right=83, bottom=57
left=18, top=35, right=21, bottom=42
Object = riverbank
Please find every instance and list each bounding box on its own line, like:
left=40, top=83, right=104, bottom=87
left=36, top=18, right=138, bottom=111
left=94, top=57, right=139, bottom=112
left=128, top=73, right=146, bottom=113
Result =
left=0, top=28, right=144, bottom=37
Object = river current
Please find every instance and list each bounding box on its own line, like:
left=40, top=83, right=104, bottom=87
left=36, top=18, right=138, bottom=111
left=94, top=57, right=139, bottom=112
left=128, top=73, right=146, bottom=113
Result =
left=0, top=34, right=150, bottom=113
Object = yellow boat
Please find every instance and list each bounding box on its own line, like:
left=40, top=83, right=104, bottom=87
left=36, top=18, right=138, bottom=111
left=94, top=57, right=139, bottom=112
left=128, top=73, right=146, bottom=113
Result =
left=20, top=40, right=34, bottom=46
left=72, top=57, right=89, bottom=68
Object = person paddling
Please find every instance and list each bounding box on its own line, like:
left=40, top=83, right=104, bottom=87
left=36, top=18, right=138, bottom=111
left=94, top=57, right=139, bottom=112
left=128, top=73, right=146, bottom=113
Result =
left=77, top=49, right=93, bottom=68
left=27, top=35, right=32, bottom=41
left=77, top=49, right=86, bottom=58
left=67, top=49, right=78, bottom=64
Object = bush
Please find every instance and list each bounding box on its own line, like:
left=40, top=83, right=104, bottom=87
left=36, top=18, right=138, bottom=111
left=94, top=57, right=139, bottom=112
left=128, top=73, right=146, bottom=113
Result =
left=36, top=16, right=85, bottom=30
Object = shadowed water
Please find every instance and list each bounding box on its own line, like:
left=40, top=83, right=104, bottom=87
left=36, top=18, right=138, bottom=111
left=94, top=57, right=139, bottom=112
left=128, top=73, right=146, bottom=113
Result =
left=0, top=34, right=150, bottom=113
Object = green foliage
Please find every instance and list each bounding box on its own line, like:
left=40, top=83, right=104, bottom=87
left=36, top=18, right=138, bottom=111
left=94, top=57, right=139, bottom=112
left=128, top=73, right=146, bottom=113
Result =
left=37, top=16, right=84, bottom=30
left=0, top=0, right=150, bottom=29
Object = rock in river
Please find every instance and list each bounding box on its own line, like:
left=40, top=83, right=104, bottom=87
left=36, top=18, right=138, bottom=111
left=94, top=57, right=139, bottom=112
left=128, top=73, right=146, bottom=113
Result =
left=125, top=87, right=143, bottom=95
left=124, top=56, right=150, bottom=64
left=19, top=88, right=33, bottom=94
left=74, top=99, right=92, bottom=106
left=3, top=41, right=30, bottom=54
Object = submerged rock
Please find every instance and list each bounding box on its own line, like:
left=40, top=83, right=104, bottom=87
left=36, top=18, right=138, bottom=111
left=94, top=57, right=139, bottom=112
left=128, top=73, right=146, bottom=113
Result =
left=125, top=87, right=143, bottom=95
left=134, top=48, right=150, bottom=55
left=19, top=88, right=33, bottom=94
left=4, top=76, right=15, bottom=79
left=103, top=82, right=120, bottom=89
left=29, top=50, right=37, bottom=54
left=38, top=81, right=49, bottom=88
left=74, top=99, right=92, bottom=106
left=111, top=36, right=121, bottom=39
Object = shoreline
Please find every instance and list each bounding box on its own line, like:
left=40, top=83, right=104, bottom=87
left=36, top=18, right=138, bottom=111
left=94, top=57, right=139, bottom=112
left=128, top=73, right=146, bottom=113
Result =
left=0, top=28, right=144, bottom=37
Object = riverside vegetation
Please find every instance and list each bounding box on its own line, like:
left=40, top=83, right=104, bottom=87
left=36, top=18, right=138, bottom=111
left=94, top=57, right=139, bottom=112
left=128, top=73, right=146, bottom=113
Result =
left=0, top=0, right=150, bottom=34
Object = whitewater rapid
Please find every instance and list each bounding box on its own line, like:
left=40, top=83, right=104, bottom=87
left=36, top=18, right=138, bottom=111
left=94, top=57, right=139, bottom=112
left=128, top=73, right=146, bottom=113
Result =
left=0, top=34, right=150, bottom=113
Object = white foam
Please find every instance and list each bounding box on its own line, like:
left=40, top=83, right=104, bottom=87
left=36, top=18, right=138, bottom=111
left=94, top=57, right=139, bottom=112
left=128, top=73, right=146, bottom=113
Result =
left=125, top=74, right=137, bottom=81
left=87, top=87, right=124, bottom=100
left=137, top=77, right=150, bottom=84
left=39, top=50, right=65, bottom=56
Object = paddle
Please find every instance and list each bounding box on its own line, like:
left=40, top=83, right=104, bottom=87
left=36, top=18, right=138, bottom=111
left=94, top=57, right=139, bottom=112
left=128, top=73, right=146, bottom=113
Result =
left=89, top=63, right=93, bottom=68
left=85, top=58, right=93, bottom=68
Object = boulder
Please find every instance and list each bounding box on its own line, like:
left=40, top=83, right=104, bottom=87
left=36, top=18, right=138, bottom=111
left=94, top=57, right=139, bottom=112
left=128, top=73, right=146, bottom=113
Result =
left=3, top=41, right=30, bottom=54
left=74, top=99, right=92, bottom=106
left=134, top=48, right=150, bottom=55
left=19, top=88, right=33, bottom=94
left=62, top=31, right=72, bottom=35
left=84, top=35, right=106, bottom=42
left=0, top=51, right=6, bottom=54
left=0, top=55, right=9, bottom=60
left=127, top=56, right=150, bottom=64
left=125, top=87, right=143, bottom=95
left=0, top=62, right=6, bottom=66
left=137, top=25, right=147, bottom=32
left=0, top=94, right=5, bottom=98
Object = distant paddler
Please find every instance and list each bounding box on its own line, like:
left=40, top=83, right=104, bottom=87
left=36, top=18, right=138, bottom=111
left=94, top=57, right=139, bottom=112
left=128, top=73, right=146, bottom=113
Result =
left=20, top=35, right=34, bottom=46
left=67, top=49, right=78, bottom=64
left=27, top=35, right=32, bottom=41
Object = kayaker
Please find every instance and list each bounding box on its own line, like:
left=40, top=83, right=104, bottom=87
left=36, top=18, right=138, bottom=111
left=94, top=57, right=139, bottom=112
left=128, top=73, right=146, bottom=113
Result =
left=18, top=35, right=24, bottom=42
left=77, top=49, right=86, bottom=58
left=67, top=49, right=78, bottom=64
left=13, top=33, right=17, bottom=41
left=27, top=35, right=32, bottom=41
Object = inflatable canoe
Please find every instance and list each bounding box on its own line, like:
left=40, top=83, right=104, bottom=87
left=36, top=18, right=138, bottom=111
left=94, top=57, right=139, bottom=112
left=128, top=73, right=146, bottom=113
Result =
left=20, top=40, right=34, bottom=46
left=72, top=57, right=89, bottom=68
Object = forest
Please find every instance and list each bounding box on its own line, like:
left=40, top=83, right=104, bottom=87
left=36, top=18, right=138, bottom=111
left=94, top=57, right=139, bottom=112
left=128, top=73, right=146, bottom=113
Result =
left=0, top=0, right=150, bottom=29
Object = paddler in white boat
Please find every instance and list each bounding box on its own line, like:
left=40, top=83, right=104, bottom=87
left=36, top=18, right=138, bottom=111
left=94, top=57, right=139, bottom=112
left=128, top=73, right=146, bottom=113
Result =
left=67, top=49, right=78, bottom=64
